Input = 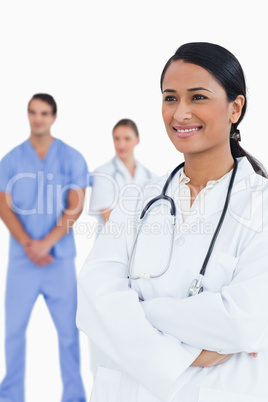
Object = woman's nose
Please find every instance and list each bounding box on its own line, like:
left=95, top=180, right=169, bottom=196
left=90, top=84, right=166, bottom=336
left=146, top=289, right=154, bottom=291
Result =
left=173, top=101, right=192, bottom=122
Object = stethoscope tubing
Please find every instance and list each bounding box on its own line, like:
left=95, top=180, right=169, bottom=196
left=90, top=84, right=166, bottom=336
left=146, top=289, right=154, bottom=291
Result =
left=199, top=158, right=238, bottom=276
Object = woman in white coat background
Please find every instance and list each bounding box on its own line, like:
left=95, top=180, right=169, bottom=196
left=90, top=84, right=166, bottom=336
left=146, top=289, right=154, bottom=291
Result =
left=77, top=42, right=268, bottom=402
left=89, top=118, right=154, bottom=224
left=87, top=118, right=155, bottom=376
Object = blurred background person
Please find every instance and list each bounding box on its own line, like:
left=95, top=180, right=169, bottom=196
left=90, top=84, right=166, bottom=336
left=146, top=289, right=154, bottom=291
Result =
left=88, top=118, right=155, bottom=375
left=0, top=93, right=87, bottom=402
left=89, top=118, right=155, bottom=224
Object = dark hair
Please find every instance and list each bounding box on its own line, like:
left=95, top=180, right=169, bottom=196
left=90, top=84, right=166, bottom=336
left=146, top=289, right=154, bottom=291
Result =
left=28, top=93, right=57, bottom=115
left=112, top=118, right=139, bottom=138
left=161, top=42, right=267, bottom=177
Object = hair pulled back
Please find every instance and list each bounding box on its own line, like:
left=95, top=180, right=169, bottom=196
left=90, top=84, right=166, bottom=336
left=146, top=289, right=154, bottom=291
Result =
left=113, top=118, right=139, bottom=138
left=161, top=42, right=267, bottom=177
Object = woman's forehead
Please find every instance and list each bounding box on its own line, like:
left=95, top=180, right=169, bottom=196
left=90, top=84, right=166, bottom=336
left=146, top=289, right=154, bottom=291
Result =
left=162, top=60, right=224, bottom=94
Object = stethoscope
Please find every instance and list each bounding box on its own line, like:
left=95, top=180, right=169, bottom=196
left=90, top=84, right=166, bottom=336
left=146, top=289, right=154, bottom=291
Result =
left=127, top=158, right=238, bottom=297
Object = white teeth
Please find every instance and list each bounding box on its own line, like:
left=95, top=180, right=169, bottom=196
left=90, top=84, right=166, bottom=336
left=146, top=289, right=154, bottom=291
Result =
left=176, top=127, right=199, bottom=133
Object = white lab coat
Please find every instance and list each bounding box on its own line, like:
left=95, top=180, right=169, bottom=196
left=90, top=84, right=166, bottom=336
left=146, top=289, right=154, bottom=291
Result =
left=77, top=157, right=268, bottom=402
left=89, top=156, right=154, bottom=222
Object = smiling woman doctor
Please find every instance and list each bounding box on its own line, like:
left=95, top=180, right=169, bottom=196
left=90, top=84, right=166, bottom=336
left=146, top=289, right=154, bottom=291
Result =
left=77, top=43, right=268, bottom=402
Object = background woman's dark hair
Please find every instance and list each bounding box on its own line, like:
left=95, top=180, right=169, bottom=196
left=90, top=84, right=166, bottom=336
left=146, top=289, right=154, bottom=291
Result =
left=28, top=93, right=57, bottom=115
left=161, top=42, right=267, bottom=177
left=112, top=118, right=139, bottom=138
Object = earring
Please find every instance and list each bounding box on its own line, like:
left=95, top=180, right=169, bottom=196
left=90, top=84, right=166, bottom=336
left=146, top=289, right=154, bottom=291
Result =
left=231, top=129, right=241, bottom=142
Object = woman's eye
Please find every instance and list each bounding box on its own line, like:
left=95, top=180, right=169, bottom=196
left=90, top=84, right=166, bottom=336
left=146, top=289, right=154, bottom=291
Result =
left=163, top=96, right=177, bottom=102
left=192, top=94, right=207, bottom=101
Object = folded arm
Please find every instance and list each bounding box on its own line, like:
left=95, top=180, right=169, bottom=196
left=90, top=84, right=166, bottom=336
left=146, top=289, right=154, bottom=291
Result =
left=142, top=227, right=268, bottom=354
left=77, top=208, right=202, bottom=401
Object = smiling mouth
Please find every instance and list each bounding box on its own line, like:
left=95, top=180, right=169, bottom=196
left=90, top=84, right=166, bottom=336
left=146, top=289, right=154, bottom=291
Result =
left=173, top=126, right=202, bottom=138
left=174, top=126, right=201, bottom=133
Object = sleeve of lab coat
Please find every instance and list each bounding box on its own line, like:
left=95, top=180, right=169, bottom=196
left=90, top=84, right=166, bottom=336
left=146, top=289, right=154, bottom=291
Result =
left=142, top=223, right=268, bottom=355
left=76, top=207, right=201, bottom=402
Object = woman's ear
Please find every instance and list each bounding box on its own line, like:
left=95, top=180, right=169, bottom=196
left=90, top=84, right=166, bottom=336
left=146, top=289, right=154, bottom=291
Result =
left=230, top=95, right=245, bottom=124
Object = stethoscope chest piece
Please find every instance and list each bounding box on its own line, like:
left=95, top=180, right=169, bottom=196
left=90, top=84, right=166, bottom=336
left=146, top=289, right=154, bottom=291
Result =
left=187, top=274, right=204, bottom=297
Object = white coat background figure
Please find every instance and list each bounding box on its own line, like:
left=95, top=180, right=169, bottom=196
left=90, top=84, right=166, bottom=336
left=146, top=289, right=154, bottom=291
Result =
left=76, top=43, right=268, bottom=402
left=89, top=118, right=155, bottom=226
left=88, top=118, right=155, bottom=375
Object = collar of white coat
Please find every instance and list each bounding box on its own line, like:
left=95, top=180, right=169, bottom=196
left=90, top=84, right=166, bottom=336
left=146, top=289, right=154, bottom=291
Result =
left=113, top=156, right=142, bottom=180
left=161, top=157, right=259, bottom=219
left=179, top=167, right=229, bottom=187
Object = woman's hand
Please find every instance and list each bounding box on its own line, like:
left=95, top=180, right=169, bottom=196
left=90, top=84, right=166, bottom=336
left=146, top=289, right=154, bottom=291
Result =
left=249, top=352, right=258, bottom=358
left=191, top=350, right=233, bottom=367
left=191, top=350, right=258, bottom=367
left=101, top=208, right=113, bottom=222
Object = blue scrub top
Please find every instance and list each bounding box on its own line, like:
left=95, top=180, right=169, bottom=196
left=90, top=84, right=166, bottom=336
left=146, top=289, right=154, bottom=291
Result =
left=0, top=138, right=89, bottom=259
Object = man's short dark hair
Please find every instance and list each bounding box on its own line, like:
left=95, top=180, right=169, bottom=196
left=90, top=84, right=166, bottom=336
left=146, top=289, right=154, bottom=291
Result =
left=28, top=93, right=57, bottom=115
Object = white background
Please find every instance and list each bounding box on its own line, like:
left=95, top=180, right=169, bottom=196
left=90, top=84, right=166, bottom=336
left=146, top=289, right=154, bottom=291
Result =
left=0, top=1, right=267, bottom=401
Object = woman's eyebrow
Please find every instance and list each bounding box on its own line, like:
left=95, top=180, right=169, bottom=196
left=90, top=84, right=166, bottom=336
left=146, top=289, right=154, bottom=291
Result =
left=162, top=89, right=176, bottom=94
left=162, top=87, right=212, bottom=94
left=187, top=87, right=212, bottom=93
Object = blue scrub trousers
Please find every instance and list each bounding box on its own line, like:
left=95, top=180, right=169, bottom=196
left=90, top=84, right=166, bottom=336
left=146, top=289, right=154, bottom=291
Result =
left=0, top=257, right=86, bottom=402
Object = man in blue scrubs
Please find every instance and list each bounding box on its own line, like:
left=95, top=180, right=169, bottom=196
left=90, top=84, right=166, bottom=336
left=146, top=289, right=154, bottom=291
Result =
left=0, top=94, right=87, bottom=402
